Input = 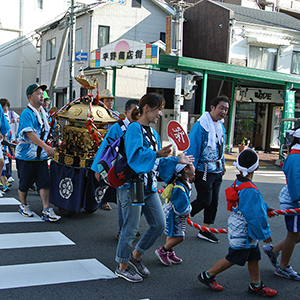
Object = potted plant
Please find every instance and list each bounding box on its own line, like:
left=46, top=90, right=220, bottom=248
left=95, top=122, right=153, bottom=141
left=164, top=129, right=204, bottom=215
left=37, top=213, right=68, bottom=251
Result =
left=237, top=119, right=256, bottom=152
left=239, top=136, right=249, bottom=152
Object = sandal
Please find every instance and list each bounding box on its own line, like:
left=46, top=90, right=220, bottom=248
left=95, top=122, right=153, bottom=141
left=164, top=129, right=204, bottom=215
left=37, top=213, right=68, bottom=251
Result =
left=100, top=203, right=112, bottom=210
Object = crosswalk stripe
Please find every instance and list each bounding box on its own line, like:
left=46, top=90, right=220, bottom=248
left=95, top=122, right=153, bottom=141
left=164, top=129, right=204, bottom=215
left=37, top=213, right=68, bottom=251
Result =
left=0, top=231, right=75, bottom=249
left=0, top=259, right=117, bottom=290
left=0, top=212, right=43, bottom=223
left=257, top=174, right=285, bottom=177
left=0, top=198, right=20, bottom=205
left=255, top=171, right=283, bottom=174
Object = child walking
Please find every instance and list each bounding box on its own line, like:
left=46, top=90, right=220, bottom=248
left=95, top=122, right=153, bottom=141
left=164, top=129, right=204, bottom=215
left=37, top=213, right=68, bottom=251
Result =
left=155, top=163, right=195, bottom=265
left=198, top=148, right=277, bottom=297
left=263, top=128, right=300, bottom=280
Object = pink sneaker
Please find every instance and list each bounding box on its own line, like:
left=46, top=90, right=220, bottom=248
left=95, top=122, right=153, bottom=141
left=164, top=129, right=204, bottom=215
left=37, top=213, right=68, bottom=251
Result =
left=155, top=247, right=172, bottom=266
left=168, top=250, right=182, bottom=264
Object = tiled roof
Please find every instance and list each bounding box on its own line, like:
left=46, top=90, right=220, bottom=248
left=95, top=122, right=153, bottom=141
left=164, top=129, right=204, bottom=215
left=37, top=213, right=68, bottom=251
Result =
left=216, top=2, right=300, bottom=31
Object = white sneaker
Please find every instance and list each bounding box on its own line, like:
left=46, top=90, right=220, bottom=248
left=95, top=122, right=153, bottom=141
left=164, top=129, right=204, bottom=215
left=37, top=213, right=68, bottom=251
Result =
left=7, top=177, right=15, bottom=183
left=19, top=204, right=34, bottom=217
left=0, top=191, right=4, bottom=197
left=41, top=207, right=61, bottom=222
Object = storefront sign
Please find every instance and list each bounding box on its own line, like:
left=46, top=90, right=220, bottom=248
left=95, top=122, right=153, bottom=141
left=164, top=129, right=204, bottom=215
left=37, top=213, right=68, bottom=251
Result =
left=90, top=38, right=158, bottom=68
left=284, top=90, right=295, bottom=130
left=239, top=88, right=283, bottom=103
left=165, top=16, right=172, bottom=55
left=286, top=91, right=295, bottom=119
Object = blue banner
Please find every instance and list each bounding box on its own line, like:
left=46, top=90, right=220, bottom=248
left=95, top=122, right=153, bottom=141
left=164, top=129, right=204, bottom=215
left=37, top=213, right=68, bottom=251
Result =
left=50, top=161, right=116, bottom=213
left=82, top=170, right=116, bottom=212
left=50, top=161, right=86, bottom=212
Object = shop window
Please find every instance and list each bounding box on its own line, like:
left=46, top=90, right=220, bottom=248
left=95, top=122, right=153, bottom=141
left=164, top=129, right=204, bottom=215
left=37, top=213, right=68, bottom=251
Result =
left=46, top=38, right=56, bottom=60
left=75, top=28, right=82, bottom=53
left=234, top=102, right=256, bottom=146
left=37, top=0, right=43, bottom=9
left=132, top=0, right=141, bottom=7
left=291, top=51, right=300, bottom=75
left=98, top=26, right=110, bottom=48
left=248, top=46, right=277, bottom=71
left=160, top=32, right=166, bottom=43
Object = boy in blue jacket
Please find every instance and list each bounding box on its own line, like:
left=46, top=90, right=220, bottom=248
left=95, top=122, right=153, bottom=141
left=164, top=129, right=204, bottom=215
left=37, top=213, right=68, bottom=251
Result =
left=198, top=149, right=277, bottom=297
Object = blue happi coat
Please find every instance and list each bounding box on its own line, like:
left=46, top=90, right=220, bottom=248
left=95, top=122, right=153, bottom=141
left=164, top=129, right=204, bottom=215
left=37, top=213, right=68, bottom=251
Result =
left=15, top=108, right=49, bottom=160
left=228, top=176, right=271, bottom=250
left=123, top=122, right=178, bottom=192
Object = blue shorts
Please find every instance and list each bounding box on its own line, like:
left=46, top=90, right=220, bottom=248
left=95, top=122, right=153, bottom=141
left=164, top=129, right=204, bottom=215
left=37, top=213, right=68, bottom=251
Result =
left=285, top=215, right=300, bottom=233
left=16, top=159, right=50, bottom=192
left=225, top=244, right=261, bottom=266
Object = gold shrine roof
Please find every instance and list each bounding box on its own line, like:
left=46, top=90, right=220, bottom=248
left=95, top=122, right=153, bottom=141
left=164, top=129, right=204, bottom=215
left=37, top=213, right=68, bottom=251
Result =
left=56, top=101, right=119, bottom=124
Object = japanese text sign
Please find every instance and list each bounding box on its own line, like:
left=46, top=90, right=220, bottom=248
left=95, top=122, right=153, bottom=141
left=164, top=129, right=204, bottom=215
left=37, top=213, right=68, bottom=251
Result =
left=167, top=120, right=190, bottom=151
left=90, top=38, right=158, bottom=68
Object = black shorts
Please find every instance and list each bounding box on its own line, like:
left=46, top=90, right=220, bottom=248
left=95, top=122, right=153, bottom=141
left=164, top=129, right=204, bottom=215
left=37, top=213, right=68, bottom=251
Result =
left=16, top=159, right=50, bottom=192
left=225, top=244, right=261, bottom=266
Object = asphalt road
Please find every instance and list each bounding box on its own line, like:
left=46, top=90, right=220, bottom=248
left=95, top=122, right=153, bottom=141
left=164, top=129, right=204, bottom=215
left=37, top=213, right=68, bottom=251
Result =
left=0, top=164, right=298, bottom=300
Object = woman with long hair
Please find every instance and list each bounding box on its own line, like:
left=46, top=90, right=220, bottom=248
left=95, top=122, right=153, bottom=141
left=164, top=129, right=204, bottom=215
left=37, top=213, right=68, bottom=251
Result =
left=115, top=93, right=193, bottom=282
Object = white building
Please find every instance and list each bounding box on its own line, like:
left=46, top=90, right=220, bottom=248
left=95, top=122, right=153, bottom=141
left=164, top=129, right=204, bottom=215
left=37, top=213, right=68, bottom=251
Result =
left=36, top=0, right=176, bottom=118
left=0, top=0, right=74, bottom=109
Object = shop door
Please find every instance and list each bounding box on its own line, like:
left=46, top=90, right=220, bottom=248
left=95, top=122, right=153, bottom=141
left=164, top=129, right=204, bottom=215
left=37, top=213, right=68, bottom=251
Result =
left=269, top=106, right=282, bottom=150
left=234, top=102, right=256, bottom=146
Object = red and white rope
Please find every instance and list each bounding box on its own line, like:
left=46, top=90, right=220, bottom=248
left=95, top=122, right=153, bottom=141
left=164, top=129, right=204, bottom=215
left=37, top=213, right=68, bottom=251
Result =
left=186, top=208, right=300, bottom=234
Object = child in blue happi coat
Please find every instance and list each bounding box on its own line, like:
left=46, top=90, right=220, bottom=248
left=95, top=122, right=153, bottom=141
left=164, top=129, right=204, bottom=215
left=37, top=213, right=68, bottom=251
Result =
left=155, top=162, right=195, bottom=265
left=263, top=127, right=300, bottom=280
left=198, top=148, right=277, bottom=297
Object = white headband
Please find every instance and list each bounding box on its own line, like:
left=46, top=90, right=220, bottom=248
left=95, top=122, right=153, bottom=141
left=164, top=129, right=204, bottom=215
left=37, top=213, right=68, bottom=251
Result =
left=175, top=164, right=187, bottom=176
left=233, top=149, right=259, bottom=177
left=287, top=128, right=300, bottom=138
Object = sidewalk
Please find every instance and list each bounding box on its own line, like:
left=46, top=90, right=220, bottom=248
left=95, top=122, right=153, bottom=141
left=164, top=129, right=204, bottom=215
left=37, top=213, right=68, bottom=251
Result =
left=225, top=148, right=281, bottom=168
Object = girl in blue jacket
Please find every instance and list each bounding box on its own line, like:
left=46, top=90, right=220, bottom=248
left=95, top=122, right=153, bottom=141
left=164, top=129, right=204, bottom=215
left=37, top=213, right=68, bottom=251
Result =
left=155, top=162, right=195, bottom=266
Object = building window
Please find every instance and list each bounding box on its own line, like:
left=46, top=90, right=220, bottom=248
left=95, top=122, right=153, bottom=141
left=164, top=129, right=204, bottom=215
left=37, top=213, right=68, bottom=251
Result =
left=291, top=51, right=300, bottom=75
left=98, top=26, right=109, bottom=48
left=132, top=0, right=141, bottom=8
left=75, top=28, right=82, bottom=53
left=37, top=0, right=43, bottom=9
left=248, top=46, right=277, bottom=71
left=160, top=32, right=166, bottom=43
left=46, top=38, right=56, bottom=60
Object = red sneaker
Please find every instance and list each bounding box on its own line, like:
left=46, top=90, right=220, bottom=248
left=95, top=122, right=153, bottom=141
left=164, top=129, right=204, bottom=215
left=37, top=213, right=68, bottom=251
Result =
left=198, top=271, right=223, bottom=291
left=155, top=247, right=172, bottom=266
left=168, top=250, right=182, bottom=264
left=248, top=282, right=277, bottom=297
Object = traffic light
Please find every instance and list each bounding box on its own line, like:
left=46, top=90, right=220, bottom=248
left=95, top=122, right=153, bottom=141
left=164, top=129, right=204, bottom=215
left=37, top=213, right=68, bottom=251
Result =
left=184, top=74, right=198, bottom=100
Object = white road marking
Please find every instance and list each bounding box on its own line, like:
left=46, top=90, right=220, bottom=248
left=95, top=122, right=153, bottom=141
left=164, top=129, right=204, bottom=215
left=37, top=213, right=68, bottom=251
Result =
left=0, top=259, right=117, bottom=290
left=255, top=171, right=284, bottom=174
left=0, top=198, right=20, bottom=205
left=254, top=171, right=285, bottom=179
left=258, top=174, right=285, bottom=177
left=0, top=212, right=44, bottom=223
left=0, top=231, right=75, bottom=249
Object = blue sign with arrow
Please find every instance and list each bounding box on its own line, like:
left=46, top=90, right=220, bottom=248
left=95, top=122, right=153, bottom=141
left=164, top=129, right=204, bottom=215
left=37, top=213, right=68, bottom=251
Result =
left=75, top=52, right=88, bottom=61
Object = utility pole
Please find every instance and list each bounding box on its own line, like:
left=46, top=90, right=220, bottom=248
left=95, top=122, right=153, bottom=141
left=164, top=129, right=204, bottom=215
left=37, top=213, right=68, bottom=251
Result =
left=170, top=0, right=191, bottom=123
left=69, top=0, right=75, bottom=102
left=172, top=0, right=184, bottom=122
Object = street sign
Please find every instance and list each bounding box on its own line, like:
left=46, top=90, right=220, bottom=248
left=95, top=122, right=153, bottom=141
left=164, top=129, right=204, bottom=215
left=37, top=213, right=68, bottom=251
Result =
left=167, top=120, right=190, bottom=151
left=75, top=52, right=88, bottom=61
